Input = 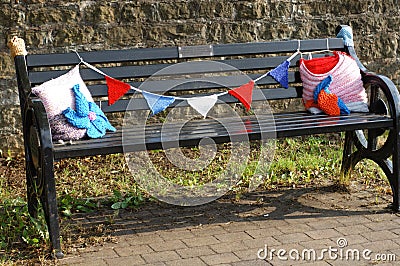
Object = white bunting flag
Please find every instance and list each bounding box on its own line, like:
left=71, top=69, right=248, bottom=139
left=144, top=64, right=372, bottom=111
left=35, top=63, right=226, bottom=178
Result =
left=187, top=95, right=218, bottom=118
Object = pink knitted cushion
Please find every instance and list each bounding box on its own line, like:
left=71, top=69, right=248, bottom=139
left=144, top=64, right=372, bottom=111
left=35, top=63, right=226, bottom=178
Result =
left=31, top=66, right=94, bottom=141
left=300, top=51, right=369, bottom=114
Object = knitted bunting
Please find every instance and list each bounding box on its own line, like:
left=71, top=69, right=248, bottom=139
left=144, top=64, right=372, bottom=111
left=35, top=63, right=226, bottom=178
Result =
left=142, top=90, right=175, bottom=116
left=187, top=95, right=218, bottom=118
left=228, top=80, right=255, bottom=111
left=105, top=76, right=131, bottom=106
left=78, top=49, right=300, bottom=113
left=267, top=60, right=290, bottom=89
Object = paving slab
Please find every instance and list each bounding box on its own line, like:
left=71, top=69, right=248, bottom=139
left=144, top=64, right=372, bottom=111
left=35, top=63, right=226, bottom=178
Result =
left=59, top=186, right=400, bottom=265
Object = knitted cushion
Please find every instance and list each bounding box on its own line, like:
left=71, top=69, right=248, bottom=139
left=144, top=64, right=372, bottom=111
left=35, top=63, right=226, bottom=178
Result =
left=300, top=51, right=369, bottom=114
left=31, top=65, right=94, bottom=141
left=48, top=114, right=86, bottom=141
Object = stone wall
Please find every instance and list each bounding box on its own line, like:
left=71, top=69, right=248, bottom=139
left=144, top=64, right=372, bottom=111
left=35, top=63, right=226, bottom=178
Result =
left=1, top=0, right=399, bottom=155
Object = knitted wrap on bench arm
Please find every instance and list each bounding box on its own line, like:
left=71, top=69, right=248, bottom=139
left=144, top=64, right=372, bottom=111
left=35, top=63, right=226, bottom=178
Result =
left=300, top=51, right=369, bottom=114
left=336, top=26, right=354, bottom=47
left=8, top=36, right=27, bottom=58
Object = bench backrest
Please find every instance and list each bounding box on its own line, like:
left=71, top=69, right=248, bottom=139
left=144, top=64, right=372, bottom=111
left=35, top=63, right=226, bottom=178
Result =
left=25, top=38, right=347, bottom=115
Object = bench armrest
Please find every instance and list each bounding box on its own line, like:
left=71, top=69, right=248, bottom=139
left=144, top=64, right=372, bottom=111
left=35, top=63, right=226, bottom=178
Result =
left=25, top=97, right=54, bottom=156
left=336, top=25, right=400, bottom=120
left=362, top=72, right=400, bottom=120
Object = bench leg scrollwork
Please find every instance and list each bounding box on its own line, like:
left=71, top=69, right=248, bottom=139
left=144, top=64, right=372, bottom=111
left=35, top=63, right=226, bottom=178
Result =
left=341, top=74, right=400, bottom=211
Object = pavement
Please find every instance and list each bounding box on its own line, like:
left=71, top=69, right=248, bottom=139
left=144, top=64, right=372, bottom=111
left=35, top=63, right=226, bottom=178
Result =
left=58, top=185, right=400, bottom=266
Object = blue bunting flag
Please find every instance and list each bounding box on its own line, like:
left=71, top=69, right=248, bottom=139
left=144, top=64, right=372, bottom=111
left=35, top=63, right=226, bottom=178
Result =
left=267, top=60, right=290, bottom=89
left=142, top=90, right=176, bottom=116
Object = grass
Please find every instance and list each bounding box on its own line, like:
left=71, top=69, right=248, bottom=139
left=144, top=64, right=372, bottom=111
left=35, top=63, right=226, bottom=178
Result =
left=267, top=135, right=343, bottom=187
left=0, top=133, right=392, bottom=264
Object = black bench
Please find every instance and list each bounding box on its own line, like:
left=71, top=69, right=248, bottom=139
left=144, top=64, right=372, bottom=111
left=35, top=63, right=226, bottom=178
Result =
left=9, top=25, right=400, bottom=258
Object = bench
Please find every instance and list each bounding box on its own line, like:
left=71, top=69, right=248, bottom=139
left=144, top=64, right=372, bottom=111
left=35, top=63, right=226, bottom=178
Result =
left=9, top=25, right=400, bottom=258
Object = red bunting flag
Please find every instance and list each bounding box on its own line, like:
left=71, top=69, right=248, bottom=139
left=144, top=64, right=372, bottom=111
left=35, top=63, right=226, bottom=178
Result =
left=105, top=76, right=131, bottom=106
left=228, top=80, right=255, bottom=111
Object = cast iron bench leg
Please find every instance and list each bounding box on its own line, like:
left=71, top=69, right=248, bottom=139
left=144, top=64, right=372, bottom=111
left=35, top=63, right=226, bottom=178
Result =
left=23, top=110, right=40, bottom=218
left=40, top=161, right=63, bottom=259
left=340, top=131, right=354, bottom=185
left=28, top=102, right=64, bottom=258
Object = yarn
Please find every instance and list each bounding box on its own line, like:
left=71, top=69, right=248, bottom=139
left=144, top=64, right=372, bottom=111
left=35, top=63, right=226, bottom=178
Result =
left=49, top=114, right=86, bottom=141
left=142, top=90, right=176, bottom=116
left=300, top=52, right=339, bottom=74
left=267, top=60, right=290, bottom=88
left=31, top=65, right=95, bottom=141
left=106, top=76, right=131, bottom=105
left=336, top=26, right=354, bottom=47
left=300, top=51, right=368, bottom=114
left=32, top=65, right=94, bottom=118
left=63, top=84, right=116, bottom=138
left=8, top=36, right=27, bottom=58
left=228, top=80, right=255, bottom=111
left=305, top=75, right=350, bottom=116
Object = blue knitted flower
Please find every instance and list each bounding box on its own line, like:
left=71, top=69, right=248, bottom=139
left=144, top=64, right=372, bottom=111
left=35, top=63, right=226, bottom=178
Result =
left=63, top=84, right=116, bottom=138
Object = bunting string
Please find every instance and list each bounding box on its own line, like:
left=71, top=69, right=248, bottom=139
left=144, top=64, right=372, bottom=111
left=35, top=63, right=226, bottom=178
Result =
left=75, top=50, right=299, bottom=118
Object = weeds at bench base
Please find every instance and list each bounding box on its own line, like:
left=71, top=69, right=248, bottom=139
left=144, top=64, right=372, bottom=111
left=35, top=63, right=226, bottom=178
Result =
left=0, top=134, right=393, bottom=264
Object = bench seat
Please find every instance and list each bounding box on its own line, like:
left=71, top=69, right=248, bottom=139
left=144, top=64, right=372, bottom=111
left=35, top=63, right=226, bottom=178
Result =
left=52, top=112, right=393, bottom=160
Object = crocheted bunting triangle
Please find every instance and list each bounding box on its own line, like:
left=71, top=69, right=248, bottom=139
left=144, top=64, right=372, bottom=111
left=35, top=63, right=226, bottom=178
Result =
left=187, top=95, right=218, bottom=118
left=142, top=90, right=175, bottom=116
left=106, top=76, right=131, bottom=106
left=267, top=60, right=290, bottom=89
left=228, top=80, right=254, bottom=111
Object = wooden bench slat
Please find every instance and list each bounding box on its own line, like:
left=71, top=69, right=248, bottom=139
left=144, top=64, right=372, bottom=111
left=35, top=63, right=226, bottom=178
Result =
left=29, top=55, right=302, bottom=85
left=26, top=47, right=180, bottom=67
left=141, top=113, right=391, bottom=139
left=53, top=113, right=390, bottom=156
left=214, top=38, right=344, bottom=56
left=26, top=38, right=344, bottom=68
